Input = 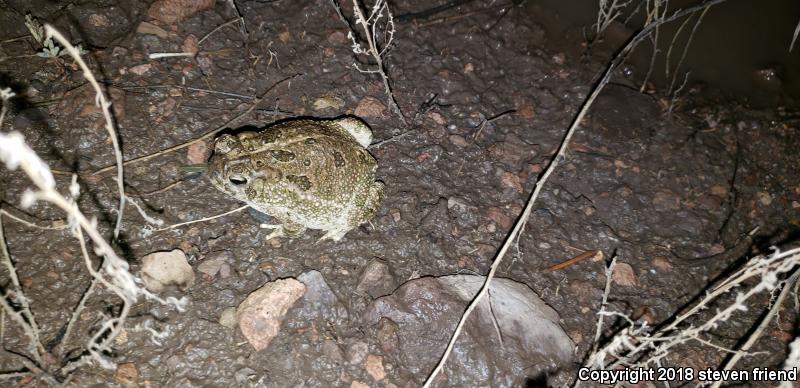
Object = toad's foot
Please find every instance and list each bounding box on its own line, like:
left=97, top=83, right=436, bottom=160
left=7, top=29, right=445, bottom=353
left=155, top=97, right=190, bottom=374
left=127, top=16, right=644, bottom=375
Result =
left=318, top=228, right=347, bottom=242
left=260, top=221, right=306, bottom=240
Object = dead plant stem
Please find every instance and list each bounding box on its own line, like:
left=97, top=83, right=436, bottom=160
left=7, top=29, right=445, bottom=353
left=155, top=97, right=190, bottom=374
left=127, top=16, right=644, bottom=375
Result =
left=45, top=26, right=126, bottom=241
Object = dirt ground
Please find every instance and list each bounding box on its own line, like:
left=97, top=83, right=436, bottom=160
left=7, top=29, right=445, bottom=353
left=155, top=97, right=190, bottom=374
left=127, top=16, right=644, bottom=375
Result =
left=0, top=0, right=799, bottom=387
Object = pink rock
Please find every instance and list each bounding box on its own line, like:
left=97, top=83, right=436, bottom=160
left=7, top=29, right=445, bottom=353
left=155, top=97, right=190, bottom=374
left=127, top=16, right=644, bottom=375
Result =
left=237, top=278, right=305, bottom=351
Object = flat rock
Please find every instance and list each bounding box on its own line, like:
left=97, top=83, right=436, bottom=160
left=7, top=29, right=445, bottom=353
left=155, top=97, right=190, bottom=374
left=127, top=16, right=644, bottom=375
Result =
left=296, top=270, right=348, bottom=321
left=364, top=275, right=574, bottom=386
left=356, top=259, right=398, bottom=298
left=237, top=278, right=305, bottom=351
left=140, top=249, right=195, bottom=293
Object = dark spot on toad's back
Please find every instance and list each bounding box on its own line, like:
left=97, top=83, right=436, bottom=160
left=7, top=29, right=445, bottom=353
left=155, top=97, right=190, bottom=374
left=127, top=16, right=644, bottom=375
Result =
left=271, top=150, right=296, bottom=162
left=286, top=174, right=312, bottom=191
left=333, top=150, right=345, bottom=167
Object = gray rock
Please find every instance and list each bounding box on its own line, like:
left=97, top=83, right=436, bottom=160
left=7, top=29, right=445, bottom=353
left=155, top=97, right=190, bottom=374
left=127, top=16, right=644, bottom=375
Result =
left=364, top=275, right=574, bottom=387
left=356, top=259, right=398, bottom=298
left=297, top=270, right=349, bottom=321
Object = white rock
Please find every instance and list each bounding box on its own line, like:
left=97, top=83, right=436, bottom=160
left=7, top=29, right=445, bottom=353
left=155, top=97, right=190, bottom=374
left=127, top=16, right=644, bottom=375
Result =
left=140, top=249, right=195, bottom=293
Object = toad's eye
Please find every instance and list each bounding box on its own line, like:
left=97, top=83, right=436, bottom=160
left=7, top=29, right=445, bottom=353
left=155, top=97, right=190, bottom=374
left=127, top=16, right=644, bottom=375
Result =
left=229, top=175, right=248, bottom=186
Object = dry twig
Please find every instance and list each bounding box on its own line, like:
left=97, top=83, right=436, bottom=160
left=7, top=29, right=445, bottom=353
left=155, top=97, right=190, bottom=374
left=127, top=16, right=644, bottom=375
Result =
left=332, top=0, right=407, bottom=125
left=45, top=26, right=126, bottom=241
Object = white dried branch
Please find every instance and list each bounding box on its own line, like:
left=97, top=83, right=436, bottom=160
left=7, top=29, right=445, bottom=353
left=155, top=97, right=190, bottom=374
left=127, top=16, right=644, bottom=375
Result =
left=0, top=217, right=44, bottom=365
left=332, top=0, right=406, bottom=125
left=781, top=337, right=800, bottom=388
left=596, top=0, right=634, bottom=36
left=44, top=25, right=126, bottom=241
left=580, top=247, right=800, bottom=384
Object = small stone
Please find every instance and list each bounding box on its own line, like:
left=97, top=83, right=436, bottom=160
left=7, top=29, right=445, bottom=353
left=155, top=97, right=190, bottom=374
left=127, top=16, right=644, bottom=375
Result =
left=140, top=249, right=195, bottom=293
left=187, top=140, right=208, bottom=164
left=268, top=238, right=281, bottom=248
left=464, top=62, right=475, bottom=73
left=356, top=259, right=398, bottom=298
left=365, top=354, right=385, bottom=381
left=376, top=317, right=399, bottom=353
left=389, top=209, right=401, bottom=223
left=129, top=63, right=152, bottom=76
left=501, top=171, right=523, bottom=193
left=313, top=95, right=346, bottom=111
left=611, top=262, right=638, bottom=287
left=347, top=341, right=369, bottom=365
left=427, top=111, right=446, bottom=125
left=710, top=184, right=728, bottom=196
left=88, top=14, right=109, bottom=27
left=218, top=263, right=231, bottom=278
left=651, top=256, right=673, bottom=271
left=328, top=30, right=347, bottom=44
left=182, top=34, right=199, bottom=55
left=237, top=278, right=305, bottom=351
left=355, top=96, right=386, bottom=118
left=448, top=134, right=468, bottom=147
left=197, top=254, right=227, bottom=277
left=757, top=191, right=773, bottom=206
left=486, top=207, right=511, bottom=229
left=279, top=31, right=291, bottom=43
left=219, top=307, right=238, bottom=329
left=350, top=382, right=369, bottom=388
left=114, top=362, right=138, bottom=387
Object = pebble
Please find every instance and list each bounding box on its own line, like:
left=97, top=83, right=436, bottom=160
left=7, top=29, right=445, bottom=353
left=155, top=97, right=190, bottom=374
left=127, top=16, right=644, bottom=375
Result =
left=365, top=354, right=385, bottom=381
left=219, top=307, right=238, bottom=329
left=114, top=362, right=139, bottom=387
left=485, top=207, right=511, bottom=229
left=611, top=262, right=639, bottom=287
left=355, top=96, right=386, bottom=118
left=237, top=278, right=305, bottom=351
left=448, top=134, right=468, bottom=147
left=140, top=249, right=195, bottom=292
left=347, top=341, right=369, bottom=365
left=356, top=259, right=398, bottom=298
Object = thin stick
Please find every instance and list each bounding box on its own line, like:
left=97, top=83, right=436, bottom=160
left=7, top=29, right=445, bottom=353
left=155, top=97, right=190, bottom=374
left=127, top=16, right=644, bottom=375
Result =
left=45, top=25, right=126, bottom=240
left=91, top=74, right=300, bottom=175
left=667, top=6, right=709, bottom=95
left=0, top=217, right=44, bottom=364
left=56, top=276, right=98, bottom=355
left=0, top=208, right=67, bottom=230
left=591, top=257, right=617, bottom=355
left=422, top=0, right=728, bottom=384
left=156, top=205, right=249, bottom=232
left=198, top=18, right=242, bottom=44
